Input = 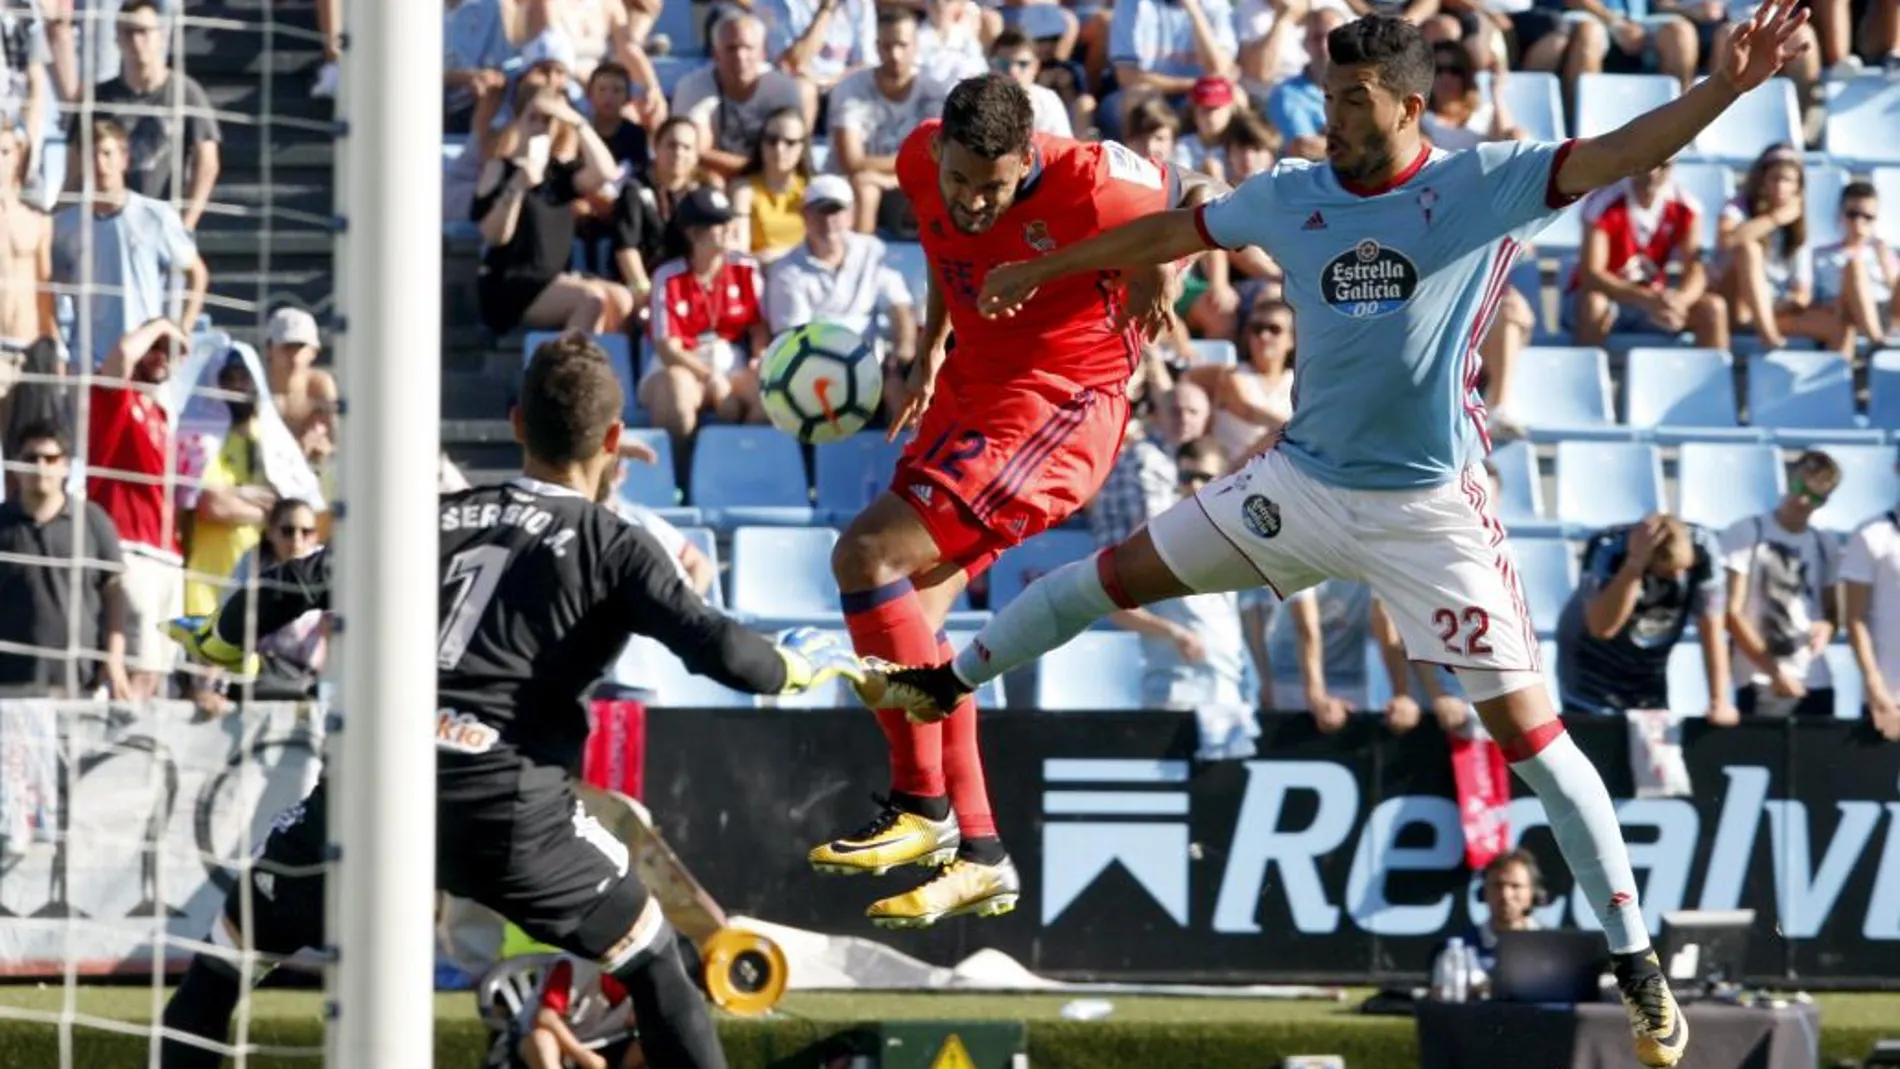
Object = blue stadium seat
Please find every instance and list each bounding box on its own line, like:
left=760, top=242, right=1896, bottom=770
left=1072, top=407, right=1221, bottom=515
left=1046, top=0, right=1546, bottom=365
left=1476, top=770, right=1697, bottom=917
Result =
left=620, top=643, right=754, bottom=707
left=1031, top=631, right=1147, bottom=710
left=1576, top=74, right=1678, bottom=138
left=1512, top=537, right=1576, bottom=636
left=1874, top=169, right=1900, bottom=247
left=1623, top=347, right=1752, bottom=440
left=728, top=526, right=839, bottom=627
left=1535, top=200, right=1584, bottom=253
left=1497, top=71, right=1565, bottom=142
left=679, top=526, right=725, bottom=609
left=1189, top=338, right=1237, bottom=367
left=688, top=425, right=814, bottom=526
left=1822, top=646, right=1864, bottom=720
left=1507, top=260, right=1555, bottom=341
left=616, top=428, right=687, bottom=512
left=525, top=331, right=640, bottom=423
left=990, top=529, right=1097, bottom=612
left=1810, top=443, right=1900, bottom=535
left=1868, top=350, right=1900, bottom=432
left=1670, top=162, right=1734, bottom=251
left=649, top=55, right=700, bottom=98
left=944, top=629, right=1009, bottom=708
left=1514, top=347, right=1628, bottom=440
left=1666, top=643, right=1710, bottom=715
left=651, top=0, right=705, bottom=56
left=1554, top=441, right=1663, bottom=528
left=1747, top=350, right=1877, bottom=444
left=814, top=433, right=904, bottom=523
left=1804, top=164, right=1850, bottom=248
left=1488, top=440, right=1543, bottom=522
left=1824, top=76, right=1900, bottom=168
left=1692, top=77, right=1800, bottom=165
left=1675, top=442, right=1784, bottom=530
left=884, top=242, right=930, bottom=306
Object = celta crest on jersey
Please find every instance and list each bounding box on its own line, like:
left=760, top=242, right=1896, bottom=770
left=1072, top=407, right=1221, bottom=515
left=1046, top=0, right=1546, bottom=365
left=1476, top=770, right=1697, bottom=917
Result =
left=1321, top=239, right=1419, bottom=319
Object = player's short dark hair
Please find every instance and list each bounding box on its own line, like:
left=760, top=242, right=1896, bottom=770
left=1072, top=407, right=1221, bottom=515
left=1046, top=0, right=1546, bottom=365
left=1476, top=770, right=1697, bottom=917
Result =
left=520, top=335, right=625, bottom=465
left=940, top=74, right=1034, bottom=159
left=1328, top=14, right=1434, bottom=101
left=991, top=27, right=1033, bottom=53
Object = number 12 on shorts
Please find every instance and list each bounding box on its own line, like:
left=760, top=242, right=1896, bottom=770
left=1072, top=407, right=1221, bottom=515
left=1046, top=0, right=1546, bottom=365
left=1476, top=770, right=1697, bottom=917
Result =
left=923, top=429, right=986, bottom=481
left=1434, top=606, right=1492, bottom=657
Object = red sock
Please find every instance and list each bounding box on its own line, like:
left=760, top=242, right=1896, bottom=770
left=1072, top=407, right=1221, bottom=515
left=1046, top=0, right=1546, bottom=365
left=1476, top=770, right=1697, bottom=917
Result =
left=842, top=580, right=944, bottom=798
left=938, top=632, right=997, bottom=840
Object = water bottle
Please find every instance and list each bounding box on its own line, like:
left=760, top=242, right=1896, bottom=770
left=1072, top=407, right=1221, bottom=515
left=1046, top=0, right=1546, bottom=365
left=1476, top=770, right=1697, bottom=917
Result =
left=1431, top=937, right=1468, bottom=1002
left=1463, top=942, right=1490, bottom=1001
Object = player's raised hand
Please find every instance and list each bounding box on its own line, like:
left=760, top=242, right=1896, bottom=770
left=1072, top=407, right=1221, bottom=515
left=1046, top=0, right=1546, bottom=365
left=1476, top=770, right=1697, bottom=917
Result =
left=886, top=347, right=941, bottom=442
left=1714, top=0, right=1809, bottom=94
left=978, top=261, right=1042, bottom=319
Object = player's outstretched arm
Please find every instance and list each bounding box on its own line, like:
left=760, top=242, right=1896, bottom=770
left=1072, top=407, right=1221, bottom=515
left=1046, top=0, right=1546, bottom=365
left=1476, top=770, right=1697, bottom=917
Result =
left=213, top=548, right=333, bottom=648
left=978, top=208, right=1211, bottom=319
left=1554, top=0, right=1808, bottom=198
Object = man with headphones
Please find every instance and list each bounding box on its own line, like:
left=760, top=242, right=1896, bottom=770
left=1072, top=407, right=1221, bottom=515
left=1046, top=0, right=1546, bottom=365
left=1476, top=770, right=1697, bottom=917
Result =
left=1464, top=848, right=1548, bottom=972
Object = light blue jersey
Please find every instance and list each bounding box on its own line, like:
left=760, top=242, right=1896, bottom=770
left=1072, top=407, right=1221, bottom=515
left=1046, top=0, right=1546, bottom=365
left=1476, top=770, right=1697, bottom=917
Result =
left=1196, top=141, right=1575, bottom=490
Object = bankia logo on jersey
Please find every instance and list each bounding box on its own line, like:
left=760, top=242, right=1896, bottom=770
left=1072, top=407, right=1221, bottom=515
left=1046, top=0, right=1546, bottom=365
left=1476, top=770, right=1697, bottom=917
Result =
left=1321, top=239, right=1418, bottom=318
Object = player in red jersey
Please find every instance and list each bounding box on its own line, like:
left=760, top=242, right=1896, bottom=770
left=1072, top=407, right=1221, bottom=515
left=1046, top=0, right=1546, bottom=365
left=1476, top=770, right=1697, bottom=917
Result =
left=809, top=74, right=1226, bottom=928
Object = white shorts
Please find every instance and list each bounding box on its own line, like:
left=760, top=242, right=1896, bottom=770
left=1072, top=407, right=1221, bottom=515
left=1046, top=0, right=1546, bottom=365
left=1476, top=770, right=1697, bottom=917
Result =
left=1148, top=450, right=1541, bottom=676
left=122, top=547, right=184, bottom=673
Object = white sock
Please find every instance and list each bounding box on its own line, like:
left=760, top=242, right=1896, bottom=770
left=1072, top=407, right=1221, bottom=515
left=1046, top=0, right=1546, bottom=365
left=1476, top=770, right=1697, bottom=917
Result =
left=1509, top=728, right=1651, bottom=955
left=952, top=555, right=1119, bottom=687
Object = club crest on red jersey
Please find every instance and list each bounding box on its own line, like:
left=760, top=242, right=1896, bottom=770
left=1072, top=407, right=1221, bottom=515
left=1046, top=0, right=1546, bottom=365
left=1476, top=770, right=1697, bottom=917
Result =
left=1023, top=220, right=1057, bottom=253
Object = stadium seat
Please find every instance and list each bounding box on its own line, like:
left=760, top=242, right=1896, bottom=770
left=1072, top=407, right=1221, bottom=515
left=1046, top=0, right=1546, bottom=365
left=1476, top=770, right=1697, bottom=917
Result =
left=1746, top=350, right=1876, bottom=443
left=1824, top=76, right=1900, bottom=168
left=620, top=643, right=754, bottom=707
left=649, top=55, right=700, bottom=98
left=1535, top=200, right=1584, bottom=253
left=884, top=242, right=930, bottom=306
left=1822, top=646, right=1864, bottom=720
left=1506, top=259, right=1556, bottom=341
left=1513, top=347, right=1627, bottom=440
left=1692, top=77, right=1800, bottom=165
left=728, top=526, right=839, bottom=627
left=1868, top=350, right=1900, bottom=431
left=1497, top=71, right=1564, bottom=142
left=1030, top=631, right=1147, bottom=710
left=1874, top=169, right=1900, bottom=247
left=1809, top=444, right=1900, bottom=535
left=1488, top=440, right=1543, bottom=522
left=1576, top=74, right=1678, bottom=138
left=1512, top=537, right=1576, bottom=636
left=1670, top=162, right=1734, bottom=251
left=650, top=0, right=704, bottom=56
left=616, top=428, right=686, bottom=508
left=990, top=529, right=1097, bottom=611
left=945, top=629, right=1009, bottom=708
left=688, top=426, right=814, bottom=526
left=1189, top=338, right=1238, bottom=367
left=815, top=433, right=905, bottom=523
left=680, top=526, right=725, bottom=609
left=1675, top=442, right=1784, bottom=530
left=1666, top=643, right=1710, bottom=715
left=524, top=331, right=639, bottom=423
left=1554, top=441, right=1663, bottom=528
left=1623, top=347, right=1751, bottom=440
left=1804, top=164, right=1850, bottom=248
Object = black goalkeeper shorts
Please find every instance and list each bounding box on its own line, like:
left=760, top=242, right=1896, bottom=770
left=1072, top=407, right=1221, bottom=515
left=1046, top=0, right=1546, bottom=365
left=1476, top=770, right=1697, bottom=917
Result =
left=229, top=757, right=652, bottom=962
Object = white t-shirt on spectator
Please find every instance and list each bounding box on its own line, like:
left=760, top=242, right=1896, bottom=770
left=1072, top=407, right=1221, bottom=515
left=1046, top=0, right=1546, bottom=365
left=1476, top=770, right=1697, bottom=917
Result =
left=1421, top=106, right=1495, bottom=152
left=757, top=0, right=878, bottom=85
left=1108, top=0, right=1239, bottom=79
left=828, top=69, right=947, bottom=163
left=1233, top=0, right=1350, bottom=84
left=1026, top=82, right=1074, bottom=137
left=1842, top=511, right=1900, bottom=700
left=1808, top=239, right=1897, bottom=307
left=916, top=19, right=989, bottom=86
left=0, top=4, right=49, bottom=131
left=1721, top=513, right=1838, bottom=689
left=671, top=65, right=808, bottom=159
left=765, top=231, right=912, bottom=337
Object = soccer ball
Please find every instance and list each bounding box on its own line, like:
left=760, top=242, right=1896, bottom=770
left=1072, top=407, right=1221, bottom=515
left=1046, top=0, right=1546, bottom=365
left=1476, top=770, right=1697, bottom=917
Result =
left=758, top=321, right=882, bottom=445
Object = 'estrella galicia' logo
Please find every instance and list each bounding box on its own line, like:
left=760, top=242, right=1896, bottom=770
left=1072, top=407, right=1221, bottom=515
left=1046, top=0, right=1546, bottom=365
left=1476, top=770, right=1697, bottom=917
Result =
left=1321, top=239, right=1418, bottom=319
left=1241, top=494, right=1281, bottom=539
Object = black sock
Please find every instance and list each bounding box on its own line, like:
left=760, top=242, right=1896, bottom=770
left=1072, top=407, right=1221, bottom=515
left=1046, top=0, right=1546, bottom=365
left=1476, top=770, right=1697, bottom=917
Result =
left=160, top=955, right=242, bottom=1069
left=958, top=835, right=1007, bottom=865
left=613, top=934, right=729, bottom=1069
left=891, top=791, right=951, bottom=821
left=1612, top=949, right=1661, bottom=986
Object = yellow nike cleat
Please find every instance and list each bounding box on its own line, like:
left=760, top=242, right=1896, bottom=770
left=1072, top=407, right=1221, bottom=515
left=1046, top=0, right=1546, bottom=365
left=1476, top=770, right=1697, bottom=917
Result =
left=808, top=796, right=960, bottom=876
left=1616, top=950, right=1689, bottom=1068
left=866, top=856, right=1021, bottom=929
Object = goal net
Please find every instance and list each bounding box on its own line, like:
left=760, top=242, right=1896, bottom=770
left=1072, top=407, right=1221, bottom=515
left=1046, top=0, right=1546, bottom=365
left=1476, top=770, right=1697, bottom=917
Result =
left=0, top=0, right=365, bottom=1064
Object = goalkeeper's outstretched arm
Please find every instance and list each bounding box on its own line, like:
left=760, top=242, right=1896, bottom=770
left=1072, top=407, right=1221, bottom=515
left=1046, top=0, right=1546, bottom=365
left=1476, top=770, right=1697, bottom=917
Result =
left=211, top=547, right=334, bottom=647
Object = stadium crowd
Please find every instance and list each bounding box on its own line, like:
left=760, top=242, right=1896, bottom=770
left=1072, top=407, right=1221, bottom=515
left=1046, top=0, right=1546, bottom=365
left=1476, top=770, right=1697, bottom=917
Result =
left=0, top=0, right=1892, bottom=742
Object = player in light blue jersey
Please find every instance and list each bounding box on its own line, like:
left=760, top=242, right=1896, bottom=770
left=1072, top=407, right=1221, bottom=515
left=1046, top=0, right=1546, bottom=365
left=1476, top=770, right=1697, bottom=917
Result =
left=857, top=5, right=1814, bottom=1067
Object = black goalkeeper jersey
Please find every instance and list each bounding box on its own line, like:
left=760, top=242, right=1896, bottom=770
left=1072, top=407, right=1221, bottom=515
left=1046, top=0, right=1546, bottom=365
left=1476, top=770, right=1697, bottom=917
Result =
left=215, top=477, right=786, bottom=765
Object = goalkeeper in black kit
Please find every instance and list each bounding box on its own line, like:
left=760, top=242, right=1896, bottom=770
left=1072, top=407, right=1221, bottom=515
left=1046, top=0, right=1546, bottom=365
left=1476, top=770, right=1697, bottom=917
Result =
left=159, top=335, right=866, bottom=1069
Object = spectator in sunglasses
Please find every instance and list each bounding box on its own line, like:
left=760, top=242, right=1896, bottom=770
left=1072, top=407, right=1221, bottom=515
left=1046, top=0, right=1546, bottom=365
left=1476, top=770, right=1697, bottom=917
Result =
left=987, top=29, right=1074, bottom=137
left=1196, top=297, right=1295, bottom=461
left=213, top=498, right=327, bottom=705
left=730, top=107, right=814, bottom=262
left=1805, top=182, right=1900, bottom=355
left=1721, top=450, right=1842, bottom=720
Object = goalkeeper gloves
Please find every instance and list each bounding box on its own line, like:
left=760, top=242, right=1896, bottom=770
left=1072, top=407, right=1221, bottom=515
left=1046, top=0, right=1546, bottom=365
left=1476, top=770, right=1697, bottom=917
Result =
left=162, top=615, right=262, bottom=677
left=774, top=627, right=867, bottom=694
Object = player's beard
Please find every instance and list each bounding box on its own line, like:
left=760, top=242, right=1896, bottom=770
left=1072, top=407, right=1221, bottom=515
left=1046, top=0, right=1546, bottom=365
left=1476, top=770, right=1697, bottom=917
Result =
left=1342, top=129, right=1395, bottom=187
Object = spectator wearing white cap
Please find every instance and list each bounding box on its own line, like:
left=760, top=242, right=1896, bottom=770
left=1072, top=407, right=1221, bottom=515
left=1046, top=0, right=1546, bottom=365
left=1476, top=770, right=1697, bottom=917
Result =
left=264, top=307, right=337, bottom=452
left=764, top=174, right=916, bottom=385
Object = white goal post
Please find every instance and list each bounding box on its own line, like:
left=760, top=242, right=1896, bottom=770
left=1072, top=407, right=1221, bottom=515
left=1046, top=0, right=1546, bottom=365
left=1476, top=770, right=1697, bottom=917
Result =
left=331, top=0, right=443, bottom=1064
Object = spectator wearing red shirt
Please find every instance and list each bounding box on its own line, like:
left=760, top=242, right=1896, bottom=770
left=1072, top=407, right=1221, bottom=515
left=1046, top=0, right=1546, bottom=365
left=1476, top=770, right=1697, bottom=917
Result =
left=1566, top=160, right=1729, bottom=350
left=639, top=187, right=770, bottom=443
left=86, top=317, right=189, bottom=698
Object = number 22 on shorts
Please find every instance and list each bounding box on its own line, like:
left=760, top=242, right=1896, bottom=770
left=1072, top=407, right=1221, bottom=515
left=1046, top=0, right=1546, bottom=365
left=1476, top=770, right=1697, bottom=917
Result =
left=1434, top=606, right=1492, bottom=657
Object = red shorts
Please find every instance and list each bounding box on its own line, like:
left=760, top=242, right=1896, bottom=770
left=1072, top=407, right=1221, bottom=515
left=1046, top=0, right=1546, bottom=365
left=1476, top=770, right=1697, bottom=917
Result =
left=892, top=382, right=1129, bottom=577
